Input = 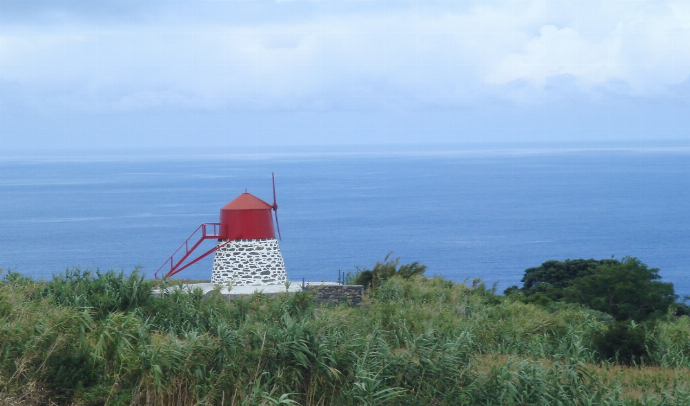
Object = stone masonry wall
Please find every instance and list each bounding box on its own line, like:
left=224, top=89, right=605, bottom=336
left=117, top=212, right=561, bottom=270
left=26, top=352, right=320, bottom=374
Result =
left=306, top=285, right=364, bottom=306
left=211, top=238, right=287, bottom=286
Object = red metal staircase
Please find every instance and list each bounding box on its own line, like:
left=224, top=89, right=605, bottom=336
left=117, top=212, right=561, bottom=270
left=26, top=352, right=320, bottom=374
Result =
left=154, top=223, right=227, bottom=279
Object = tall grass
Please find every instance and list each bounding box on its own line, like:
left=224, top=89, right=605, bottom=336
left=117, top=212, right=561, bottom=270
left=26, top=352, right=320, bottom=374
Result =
left=2, top=269, right=690, bottom=405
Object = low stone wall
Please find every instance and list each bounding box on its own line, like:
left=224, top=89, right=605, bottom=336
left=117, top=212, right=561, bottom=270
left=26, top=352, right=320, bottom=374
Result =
left=306, top=285, right=364, bottom=306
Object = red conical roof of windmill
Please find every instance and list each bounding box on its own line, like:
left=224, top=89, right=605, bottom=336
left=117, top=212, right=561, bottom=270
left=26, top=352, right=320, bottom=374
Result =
left=221, top=192, right=272, bottom=210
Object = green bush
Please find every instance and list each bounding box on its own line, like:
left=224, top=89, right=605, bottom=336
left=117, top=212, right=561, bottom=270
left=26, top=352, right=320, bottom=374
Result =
left=351, top=253, right=426, bottom=290
left=42, top=350, right=101, bottom=403
left=518, top=292, right=554, bottom=307
left=591, top=320, right=653, bottom=365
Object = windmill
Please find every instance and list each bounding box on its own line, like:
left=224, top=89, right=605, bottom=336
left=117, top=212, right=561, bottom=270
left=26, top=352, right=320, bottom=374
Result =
left=155, top=173, right=287, bottom=286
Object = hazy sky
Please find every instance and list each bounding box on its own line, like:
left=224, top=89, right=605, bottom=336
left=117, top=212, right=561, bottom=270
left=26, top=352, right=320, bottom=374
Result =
left=1, top=0, right=689, bottom=151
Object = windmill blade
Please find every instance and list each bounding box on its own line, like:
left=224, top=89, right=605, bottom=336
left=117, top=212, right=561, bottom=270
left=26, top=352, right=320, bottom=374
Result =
left=271, top=172, right=281, bottom=240
left=272, top=172, right=278, bottom=211
left=274, top=209, right=282, bottom=240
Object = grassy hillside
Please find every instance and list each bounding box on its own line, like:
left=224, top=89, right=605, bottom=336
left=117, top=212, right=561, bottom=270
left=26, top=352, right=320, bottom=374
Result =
left=1, top=268, right=690, bottom=405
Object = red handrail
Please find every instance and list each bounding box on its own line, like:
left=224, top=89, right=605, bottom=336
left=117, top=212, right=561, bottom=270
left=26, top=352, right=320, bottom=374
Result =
left=154, top=223, right=222, bottom=279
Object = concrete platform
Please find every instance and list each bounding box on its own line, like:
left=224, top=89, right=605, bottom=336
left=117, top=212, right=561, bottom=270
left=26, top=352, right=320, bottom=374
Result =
left=158, top=281, right=341, bottom=296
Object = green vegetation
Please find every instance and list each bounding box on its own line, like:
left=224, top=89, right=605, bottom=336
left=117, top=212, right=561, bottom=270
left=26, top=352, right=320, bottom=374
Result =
left=350, top=252, right=427, bottom=289
left=505, top=257, right=688, bottom=367
left=1, top=259, right=690, bottom=405
left=506, top=257, right=679, bottom=322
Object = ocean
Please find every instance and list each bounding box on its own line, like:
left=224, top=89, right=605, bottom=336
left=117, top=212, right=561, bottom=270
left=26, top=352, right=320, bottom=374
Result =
left=1, top=144, right=689, bottom=296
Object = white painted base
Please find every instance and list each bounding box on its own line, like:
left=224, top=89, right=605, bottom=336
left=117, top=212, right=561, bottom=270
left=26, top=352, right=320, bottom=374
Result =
left=211, top=238, right=287, bottom=286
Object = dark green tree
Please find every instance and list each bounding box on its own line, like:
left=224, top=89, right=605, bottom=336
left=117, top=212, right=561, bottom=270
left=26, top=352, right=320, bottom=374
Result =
left=520, top=258, right=620, bottom=299
left=565, top=257, right=676, bottom=321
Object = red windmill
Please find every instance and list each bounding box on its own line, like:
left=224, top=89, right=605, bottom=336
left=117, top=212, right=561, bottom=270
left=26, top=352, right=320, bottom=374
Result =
left=155, top=173, right=287, bottom=285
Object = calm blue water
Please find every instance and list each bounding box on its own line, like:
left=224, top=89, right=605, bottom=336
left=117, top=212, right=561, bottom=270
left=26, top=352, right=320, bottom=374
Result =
left=1, top=145, right=689, bottom=296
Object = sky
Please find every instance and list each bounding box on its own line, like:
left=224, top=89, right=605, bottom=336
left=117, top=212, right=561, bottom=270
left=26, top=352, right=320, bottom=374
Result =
left=1, top=0, right=689, bottom=151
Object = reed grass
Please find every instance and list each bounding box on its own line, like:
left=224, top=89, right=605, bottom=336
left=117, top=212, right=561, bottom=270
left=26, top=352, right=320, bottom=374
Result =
left=2, top=269, right=690, bottom=405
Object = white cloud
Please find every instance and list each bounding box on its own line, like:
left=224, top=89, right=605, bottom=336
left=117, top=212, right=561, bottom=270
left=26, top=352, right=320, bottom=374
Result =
left=485, top=1, right=690, bottom=97
left=485, top=24, right=623, bottom=88
left=1, top=0, right=689, bottom=113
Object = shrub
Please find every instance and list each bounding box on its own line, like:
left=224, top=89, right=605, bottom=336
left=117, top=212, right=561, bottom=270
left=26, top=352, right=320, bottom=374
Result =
left=42, top=350, right=101, bottom=403
left=352, top=253, right=426, bottom=290
left=591, top=320, right=653, bottom=365
left=518, top=292, right=554, bottom=307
